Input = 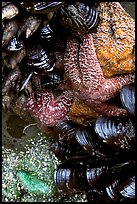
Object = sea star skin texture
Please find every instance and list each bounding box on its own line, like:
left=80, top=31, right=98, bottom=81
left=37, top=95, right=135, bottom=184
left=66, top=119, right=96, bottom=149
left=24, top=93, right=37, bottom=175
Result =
left=64, top=33, right=134, bottom=116
left=92, top=2, right=135, bottom=78
left=26, top=90, right=73, bottom=128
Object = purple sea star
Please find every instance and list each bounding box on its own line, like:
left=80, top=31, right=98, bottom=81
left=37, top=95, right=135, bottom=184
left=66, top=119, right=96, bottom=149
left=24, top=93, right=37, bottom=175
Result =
left=26, top=90, right=73, bottom=129
left=63, top=33, right=134, bottom=116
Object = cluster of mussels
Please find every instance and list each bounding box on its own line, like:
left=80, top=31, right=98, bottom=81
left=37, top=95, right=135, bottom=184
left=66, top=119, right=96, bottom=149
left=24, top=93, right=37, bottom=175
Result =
left=2, top=2, right=135, bottom=203
left=49, top=84, right=135, bottom=202
left=2, top=1, right=99, bottom=115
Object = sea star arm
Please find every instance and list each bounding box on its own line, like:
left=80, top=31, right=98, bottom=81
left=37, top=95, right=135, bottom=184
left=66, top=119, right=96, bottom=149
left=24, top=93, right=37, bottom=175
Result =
left=79, top=34, right=104, bottom=89
left=64, top=37, right=81, bottom=86
left=91, top=100, right=128, bottom=117
left=90, top=73, right=135, bottom=101
left=26, top=90, right=73, bottom=128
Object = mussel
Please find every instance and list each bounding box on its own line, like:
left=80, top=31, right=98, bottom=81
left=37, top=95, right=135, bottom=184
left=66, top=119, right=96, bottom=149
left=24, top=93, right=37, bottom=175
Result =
left=25, top=44, right=56, bottom=74
left=120, top=85, right=135, bottom=115
left=56, top=4, right=88, bottom=36
left=39, top=23, right=56, bottom=42
left=74, top=2, right=99, bottom=31
left=41, top=70, right=63, bottom=87
left=6, top=36, right=24, bottom=51
left=75, top=127, right=106, bottom=159
left=86, top=161, right=135, bottom=202
left=50, top=120, right=77, bottom=144
left=106, top=175, right=135, bottom=201
left=2, top=3, right=19, bottom=21
left=94, top=116, right=135, bottom=153
left=2, top=20, right=18, bottom=48
left=54, top=164, right=89, bottom=193
left=50, top=142, right=72, bottom=162
left=20, top=2, right=64, bottom=14
left=56, top=2, right=99, bottom=36
left=86, top=166, right=109, bottom=188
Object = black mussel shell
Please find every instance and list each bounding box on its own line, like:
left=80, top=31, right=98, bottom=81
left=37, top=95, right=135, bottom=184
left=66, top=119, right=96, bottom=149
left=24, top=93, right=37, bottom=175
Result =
left=26, top=44, right=55, bottom=73
left=94, top=116, right=135, bottom=152
left=75, top=127, right=106, bottom=158
left=20, top=2, right=64, bottom=13
left=74, top=3, right=99, bottom=31
left=39, top=23, right=56, bottom=42
left=6, top=36, right=24, bottom=51
left=50, top=141, right=90, bottom=163
left=41, top=69, right=63, bottom=87
left=57, top=4, right=88, bottom=36
left=106, top=175, right=135, bottom=201
left=50, top=142, right=72, bottom=161
left=54, top=164, right=88, bottom=193
left=76, top=128, right=94, bottom=153
left=106, top=161, right=135, bottom=201
left=54, top=167, right=75, bottom=193
left=86, top=166, right=109, bottom=188
left=120, top=85, right=135, bottom=115
left=51, top=120, right=77, bottom=144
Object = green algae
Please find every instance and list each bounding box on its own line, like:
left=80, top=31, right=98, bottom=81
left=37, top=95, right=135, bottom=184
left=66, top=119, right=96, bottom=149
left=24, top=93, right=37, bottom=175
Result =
left=17, top=170, right=50, bottom=195
left=2, top=133, right=87, bottom=202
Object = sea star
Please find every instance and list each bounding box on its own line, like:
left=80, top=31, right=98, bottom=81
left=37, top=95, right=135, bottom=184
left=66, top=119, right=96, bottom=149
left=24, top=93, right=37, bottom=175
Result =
left=26, top=90, right=73, bottom=129
left=64, top=33, right=134, bottom=116
left=92, top=2, right=135, bottom=78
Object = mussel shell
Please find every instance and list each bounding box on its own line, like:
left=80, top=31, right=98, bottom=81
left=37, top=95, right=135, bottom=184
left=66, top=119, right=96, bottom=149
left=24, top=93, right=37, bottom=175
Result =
left=54, top=164, right=88, bottom=192
left=119, top=176, right=135, bottom=199
left=6, top=36, right=24, bottom=51
left=51, top=120, right=77, bottom=144
left=75, top=128, right=95, bottom=153
left=57, top=4, right=88, bottom=35
left=94, top=116, right=135, bottom=151
left=106, top=175, right=135, bottom=201
left=54, top=167, right=71, bottom=192
left=20, top=2, right=64, bottom=13
left=75, top=127, right=105, bottom=158
left=39, top=24, right=55, bottom=42
left=41, top=69, right=63, bottom=87
left=120, top=85, right=135, bottom=115
left=50, top=140, right=90, bottom=163
left=86, top=166, right=109, bottom=188
left=26, top=44, right=55, bottom=73
left=75, top=3, right=99, bottom=31
left=50, top=142, right=72, bottom=161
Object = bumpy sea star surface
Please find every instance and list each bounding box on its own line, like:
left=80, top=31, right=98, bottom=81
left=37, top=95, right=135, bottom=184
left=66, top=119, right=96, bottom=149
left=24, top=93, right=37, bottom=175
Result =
left=64, top=33, right=134, bottom=116
left=26, top=90, right=73, bottom=128
left=92, top=2, right=135, bottom=78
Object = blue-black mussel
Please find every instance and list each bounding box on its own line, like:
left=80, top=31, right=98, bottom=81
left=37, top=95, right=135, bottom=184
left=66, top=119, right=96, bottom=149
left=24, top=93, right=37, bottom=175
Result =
left=120, top=85, right=135, bottom=116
